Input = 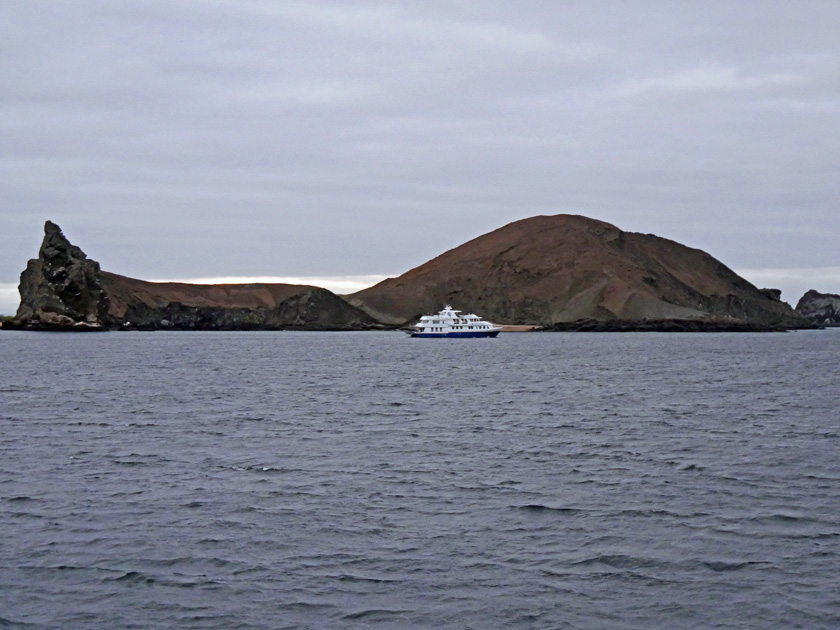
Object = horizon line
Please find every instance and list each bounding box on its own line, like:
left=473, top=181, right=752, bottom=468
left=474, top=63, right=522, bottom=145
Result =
left=145, top=274, right=391, bottom=295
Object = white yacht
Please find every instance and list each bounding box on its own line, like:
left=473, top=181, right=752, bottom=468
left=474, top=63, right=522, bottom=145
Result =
left=409, top=305, right=502, bottom=338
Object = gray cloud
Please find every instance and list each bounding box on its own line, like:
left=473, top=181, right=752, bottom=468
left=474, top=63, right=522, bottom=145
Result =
left=2, top=1, right=839, bottom=312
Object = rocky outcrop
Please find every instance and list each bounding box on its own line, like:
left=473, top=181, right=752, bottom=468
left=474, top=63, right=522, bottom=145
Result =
left=11, top=222, right=380, bottom=331
left=795, top=290, right=840, bottom=326
left=349, top=214, right=812, bottom=331
left=14, top=221, right=113, bottom=329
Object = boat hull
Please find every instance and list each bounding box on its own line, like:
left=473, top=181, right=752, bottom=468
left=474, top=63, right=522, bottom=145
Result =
left=410, top=330, right=500, bottom=338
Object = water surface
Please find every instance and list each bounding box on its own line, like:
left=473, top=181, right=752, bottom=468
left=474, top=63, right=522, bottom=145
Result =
left=1, top=330, right=838, bottom=629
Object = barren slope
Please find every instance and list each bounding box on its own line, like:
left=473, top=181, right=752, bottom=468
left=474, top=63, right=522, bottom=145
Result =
left=348, top=214, right=807, bottom=328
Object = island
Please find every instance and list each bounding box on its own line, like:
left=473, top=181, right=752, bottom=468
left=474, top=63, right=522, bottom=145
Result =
left=6, top=216, right=815, bottom=332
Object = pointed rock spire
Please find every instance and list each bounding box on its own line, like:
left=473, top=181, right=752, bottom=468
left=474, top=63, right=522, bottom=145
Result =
left=14, top=221, right=112, bottom=329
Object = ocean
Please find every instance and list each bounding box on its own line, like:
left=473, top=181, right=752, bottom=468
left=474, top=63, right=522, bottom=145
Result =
left=1, top=330, right=838, bottom=629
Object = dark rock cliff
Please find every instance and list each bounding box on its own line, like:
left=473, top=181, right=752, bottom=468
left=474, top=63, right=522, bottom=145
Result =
left=795, top=290, right=840, bottom=326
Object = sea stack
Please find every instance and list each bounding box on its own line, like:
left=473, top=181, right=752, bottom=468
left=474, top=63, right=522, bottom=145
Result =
left=14, top=221, right=112, bottom=329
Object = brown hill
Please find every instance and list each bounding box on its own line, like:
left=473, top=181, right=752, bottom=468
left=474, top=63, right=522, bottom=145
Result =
left=13, top=221, right=378, bottom=330
left=348, top=214, right=810, bottom=329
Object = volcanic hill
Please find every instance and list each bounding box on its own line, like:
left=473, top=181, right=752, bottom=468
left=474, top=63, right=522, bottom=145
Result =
left=348, top=214, right=810, bottom=330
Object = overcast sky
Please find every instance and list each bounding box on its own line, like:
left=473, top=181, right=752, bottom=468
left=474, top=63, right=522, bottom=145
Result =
left=2, top=1, right=839, bottom=314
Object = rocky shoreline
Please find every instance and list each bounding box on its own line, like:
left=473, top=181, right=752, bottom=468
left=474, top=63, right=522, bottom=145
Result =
left=541, top=318, right=803, bottom=333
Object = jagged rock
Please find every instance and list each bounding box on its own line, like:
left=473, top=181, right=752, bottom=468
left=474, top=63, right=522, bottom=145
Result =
left=14, top=221, right=112, bottom=329
left=349, top=214, right=813, bottom=330
left=795, top=290, right=840, bottom=326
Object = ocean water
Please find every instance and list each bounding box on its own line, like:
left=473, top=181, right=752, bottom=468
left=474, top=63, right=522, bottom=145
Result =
left=1, top=329, right=838, bottom=629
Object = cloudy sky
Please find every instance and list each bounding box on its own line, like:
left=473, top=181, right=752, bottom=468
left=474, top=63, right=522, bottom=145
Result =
left=2, top=1, right=839, bottom=314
